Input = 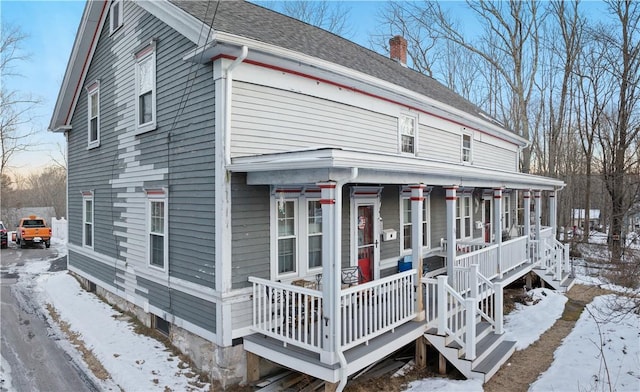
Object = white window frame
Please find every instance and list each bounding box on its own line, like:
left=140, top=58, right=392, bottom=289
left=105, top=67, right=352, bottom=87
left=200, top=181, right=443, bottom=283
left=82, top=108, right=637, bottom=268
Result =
left=306, top=199, right=323, bottom=271
left=146, top=189, right=168, bottom=271
left=456, top=194, right=473, bottom=240
left=270, top=189, right=324, bottom=280
left=82, top=192, right=94, bottom=249
left=110, top=0, right=123, bottom=35
left=503, top=193, right=511, bottom=231
left=86, top=81, right=100, bottom=149
left=400, top=190, right=431, bottom=255
left=398, top=114, right=417, bottom=155
left=462, top=132, right=472, bottom=164
left=135, top=41, right=157, bottom=135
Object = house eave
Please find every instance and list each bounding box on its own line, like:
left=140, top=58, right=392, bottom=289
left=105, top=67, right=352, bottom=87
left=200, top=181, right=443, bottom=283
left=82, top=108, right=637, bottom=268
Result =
left=228, top=148, right=564, bottom=191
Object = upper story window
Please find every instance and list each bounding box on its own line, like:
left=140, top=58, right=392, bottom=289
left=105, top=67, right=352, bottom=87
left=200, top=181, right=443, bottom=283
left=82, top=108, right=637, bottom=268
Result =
left=272, top=188, right=323, bottom=280
left=86, top=81, right=100, bottom=148
left=146, top=189, right=167, bottom=270
left=456, top=194, right=472, bottom=240
left=400, top=189, right=431, bottom=253
left=399, top=115, right=416, bottom=155
left=110, top=0, right=123, bottom=34
left=135, top=41, right=156, bottom=134
left=82, top=191, right=94, bottom=248
left=462, top=133, right=472, bottom=163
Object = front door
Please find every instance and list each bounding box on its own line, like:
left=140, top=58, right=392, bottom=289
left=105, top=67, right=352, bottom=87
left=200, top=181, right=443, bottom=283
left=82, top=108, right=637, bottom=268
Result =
left=353, top=199, right=379, bottom=282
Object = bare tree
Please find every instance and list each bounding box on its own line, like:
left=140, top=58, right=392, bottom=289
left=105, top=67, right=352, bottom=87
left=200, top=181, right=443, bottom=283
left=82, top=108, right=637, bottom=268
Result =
left=592, top=0, right=640, bottom=261
left=264, top=1, right=354, bottom=38
left=0, top=24, right=40, bottom=176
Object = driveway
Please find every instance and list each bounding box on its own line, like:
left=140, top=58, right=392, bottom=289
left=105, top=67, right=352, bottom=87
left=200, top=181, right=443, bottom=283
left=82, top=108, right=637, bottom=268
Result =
left=0, top=242, right=99, bottom=392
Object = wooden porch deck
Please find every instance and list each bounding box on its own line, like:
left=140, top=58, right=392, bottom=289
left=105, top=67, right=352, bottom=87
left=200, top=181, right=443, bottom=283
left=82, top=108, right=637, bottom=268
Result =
left=245, top=230, right=572, bottom=385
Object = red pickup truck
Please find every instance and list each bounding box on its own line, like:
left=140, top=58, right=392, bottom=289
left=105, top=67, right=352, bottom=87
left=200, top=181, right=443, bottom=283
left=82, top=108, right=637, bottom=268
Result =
left=16, top=216, right=51, bottom=249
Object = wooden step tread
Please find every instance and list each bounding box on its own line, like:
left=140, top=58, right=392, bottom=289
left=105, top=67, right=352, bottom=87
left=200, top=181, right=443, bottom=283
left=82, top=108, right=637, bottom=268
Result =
left=472, top=340, right=516, bottom=375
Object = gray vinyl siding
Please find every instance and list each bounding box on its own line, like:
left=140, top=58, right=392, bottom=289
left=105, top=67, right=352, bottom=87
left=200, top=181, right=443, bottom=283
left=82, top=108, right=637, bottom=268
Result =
left=137, top=277, right=216, bottom=333
left=420, top=126, right=461, bottom=163
left=231, top=82, right=397, bottom=157
left=231, top=173, right=270, bottom=289
left=69, top=249, right=121, bottom=291
left=67, top=1, right=218, bottom=336
left=380, top=186, right=400, bottom=261
left=474, top=141, right=517, bottom=171
left=430, top=188, right=447, bottom=248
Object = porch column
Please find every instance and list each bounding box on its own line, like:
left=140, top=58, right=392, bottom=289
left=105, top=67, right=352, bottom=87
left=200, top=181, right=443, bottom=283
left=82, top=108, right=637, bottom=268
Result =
left=410, top=184, right=425, bottom=321
left=319, top=181, right=338, bottom=364
left=534, top=190, right=542, bottom=261
left=549, top=190, right=557, bottom=238
left=445, top=186, right=458, bottom=284
left=523, top=190, right=531, bottom=239
left=493, top=188, right=503, bottom=278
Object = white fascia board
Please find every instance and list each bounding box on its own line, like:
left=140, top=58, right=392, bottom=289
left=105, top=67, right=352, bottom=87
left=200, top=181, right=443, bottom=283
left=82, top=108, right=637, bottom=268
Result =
left=230, top=149, right=564, bottom=190
left=134, top=0, right=213, bottom=45
left=49, top=1, right=107, bottom=132
left=211, top=31, right=528, bottom=147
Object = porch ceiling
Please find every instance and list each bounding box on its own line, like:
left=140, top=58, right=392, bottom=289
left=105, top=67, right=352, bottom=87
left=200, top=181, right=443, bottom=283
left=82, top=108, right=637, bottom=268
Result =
left=227, top=148, right=564, bottom=190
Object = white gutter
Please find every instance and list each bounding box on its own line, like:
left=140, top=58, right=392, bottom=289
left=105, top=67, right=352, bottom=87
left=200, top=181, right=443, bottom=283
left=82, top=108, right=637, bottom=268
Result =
left=333, top=167, right=358, bottom=392
left=224, top=46, right=248, bottom=166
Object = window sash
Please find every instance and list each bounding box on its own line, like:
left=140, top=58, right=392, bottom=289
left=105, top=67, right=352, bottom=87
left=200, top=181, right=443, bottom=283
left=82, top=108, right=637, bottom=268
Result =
left=83, top=198, right=93, bottom=247
left=277, top=200, right=297, bottom=274
left=401, top=196, right=430, bottom=252
left=87, top=89, right=99, bottom=145
left=135, top=47, right=155, bottom=132
left=400, top=116, right=415, bottom=154
left=148, top=199, right=166, bottom=269
left=456, top=196, right=472, bottom=239
left=462, top=134, right=471, bottom=162
left=307, top=200, right=322, bottom=269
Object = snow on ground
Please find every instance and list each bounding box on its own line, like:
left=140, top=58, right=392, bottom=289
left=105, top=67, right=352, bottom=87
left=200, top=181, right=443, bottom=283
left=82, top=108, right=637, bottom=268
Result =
left=530, top=295, right=640, bottom=392
left=3, top=239, right=210, bottom=392
left=4, top=238, right=639, bottom=392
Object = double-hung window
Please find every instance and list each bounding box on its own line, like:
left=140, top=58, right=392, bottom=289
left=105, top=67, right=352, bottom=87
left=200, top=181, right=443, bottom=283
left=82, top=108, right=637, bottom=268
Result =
left=146, top=189, right=167, bottom=270
left=273, top=189, right=323, bottom=279
left=110, top=0, right=123, bottom=34
left=277, top=199, right=297, bottom=274
left=86, top=81, right=100, bottom=148
left=456, top=194, right=472, bottom=240
left=82, top=191, right=94, bottom=248
left=399, top=115, right=416, bottom=155
left=400, top=190, right=430, bottom=253
left=135, top=41, right=156, bottom=134
left=503, top=194, right=511, bottom=230
left=462, top=133, right=472, bottom=163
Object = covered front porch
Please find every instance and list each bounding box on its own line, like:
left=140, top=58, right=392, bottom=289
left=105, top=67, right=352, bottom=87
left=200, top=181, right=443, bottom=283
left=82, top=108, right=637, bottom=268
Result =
left=229, top=149, right=568, bottom=388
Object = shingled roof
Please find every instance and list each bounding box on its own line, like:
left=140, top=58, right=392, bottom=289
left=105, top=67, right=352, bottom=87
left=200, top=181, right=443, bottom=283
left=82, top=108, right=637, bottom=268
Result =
left=170, top=0, right=504, bottom=130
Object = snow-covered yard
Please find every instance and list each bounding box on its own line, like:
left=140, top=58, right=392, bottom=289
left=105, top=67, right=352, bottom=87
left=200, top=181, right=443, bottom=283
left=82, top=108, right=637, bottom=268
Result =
left=2, top=238, right=639, bottom=391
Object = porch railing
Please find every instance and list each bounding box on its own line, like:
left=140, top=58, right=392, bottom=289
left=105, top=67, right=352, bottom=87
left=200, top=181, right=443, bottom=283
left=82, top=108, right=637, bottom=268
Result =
left=249, top=269, right=417, bottom=354
left=249, top=277, right=324, bottom=353
left=500, top=236, right=529, bottom=275
left=340, top=269, right=416, bottom=351
left=454, top=243, right=499, bottom=283
left=441, top=238, right=488, bottom=254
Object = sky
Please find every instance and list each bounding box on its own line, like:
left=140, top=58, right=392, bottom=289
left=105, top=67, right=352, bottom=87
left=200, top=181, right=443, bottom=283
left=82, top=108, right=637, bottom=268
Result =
left=1, top=0, right=611, bottom=178
left=1, top=231, right=638, bottom=391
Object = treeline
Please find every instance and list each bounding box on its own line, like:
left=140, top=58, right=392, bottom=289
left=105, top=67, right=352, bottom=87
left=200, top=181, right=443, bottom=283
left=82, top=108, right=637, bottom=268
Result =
left=1, top=166, right=66, bottom=224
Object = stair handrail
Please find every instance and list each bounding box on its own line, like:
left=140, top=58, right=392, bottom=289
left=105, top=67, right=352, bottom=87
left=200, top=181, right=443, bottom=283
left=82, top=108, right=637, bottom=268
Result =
left=436, top=275, right=476, bottom=360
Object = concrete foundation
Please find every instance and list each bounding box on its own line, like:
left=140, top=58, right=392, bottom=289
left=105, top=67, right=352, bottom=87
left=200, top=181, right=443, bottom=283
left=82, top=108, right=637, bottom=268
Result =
left=71, top=272, right=247, bottom=389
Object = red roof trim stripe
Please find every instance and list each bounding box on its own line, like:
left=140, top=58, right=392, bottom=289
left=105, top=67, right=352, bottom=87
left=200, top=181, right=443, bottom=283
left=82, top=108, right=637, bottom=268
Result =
left=65, top=0, right=109, bottom=125
left=212, top=54, right=518, bottom=147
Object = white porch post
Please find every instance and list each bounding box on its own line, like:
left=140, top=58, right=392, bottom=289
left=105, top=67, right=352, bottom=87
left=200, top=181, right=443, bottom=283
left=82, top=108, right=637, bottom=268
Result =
left=445, top=186, right=458, bottom=285
left=493, top=188, right=503, bottom=278
left=549, top=190, right=557, bottom=238
left=319, top=181, right=338, bottom=364
left=411, top=184, right=425, bottom=321
left=534, top=190, right=542, bottom=261
left=523, top=190, right=531, bottom=239
left=494, top=282, right=504, bottom=334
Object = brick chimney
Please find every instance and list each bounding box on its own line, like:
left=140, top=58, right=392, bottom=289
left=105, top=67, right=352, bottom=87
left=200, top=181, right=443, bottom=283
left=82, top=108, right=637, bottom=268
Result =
left=389, top=35, right=407, bottom=65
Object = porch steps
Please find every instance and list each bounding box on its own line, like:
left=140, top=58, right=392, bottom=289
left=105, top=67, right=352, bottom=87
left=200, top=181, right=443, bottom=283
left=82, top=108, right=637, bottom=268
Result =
left=533, top=268, right=576, bottom=293
left=424, top=322, right=516, bottom=383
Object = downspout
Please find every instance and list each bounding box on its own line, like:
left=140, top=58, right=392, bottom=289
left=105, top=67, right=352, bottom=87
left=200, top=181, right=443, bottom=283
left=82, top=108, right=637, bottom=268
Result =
left=335, top=168, right=358, bottom=392
left=224, top=46, right=248, bottom=166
